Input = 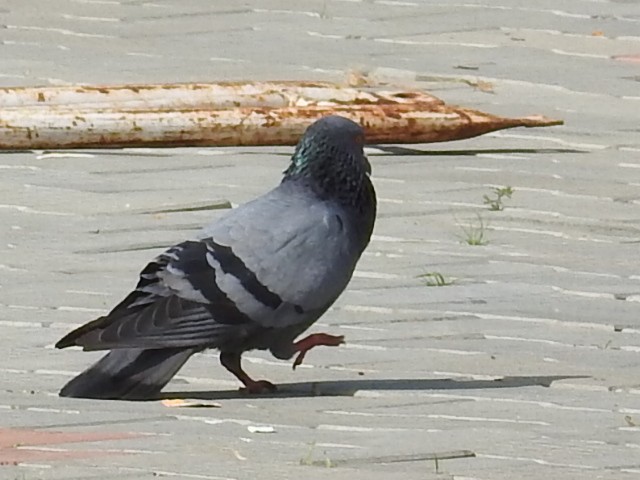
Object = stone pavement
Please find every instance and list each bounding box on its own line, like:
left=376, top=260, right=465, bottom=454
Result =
left=1, top=0, right=639, bottom=479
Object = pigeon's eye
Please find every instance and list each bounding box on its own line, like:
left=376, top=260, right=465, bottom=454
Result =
left=353, top=134, right=365, bottom=145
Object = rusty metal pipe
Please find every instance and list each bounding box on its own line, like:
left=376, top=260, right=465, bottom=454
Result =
left=0, top=81, right=442, bottom=110
left=0, top=103, right=563, bottom=150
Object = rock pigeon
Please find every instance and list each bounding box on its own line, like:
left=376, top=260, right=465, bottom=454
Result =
left=55, top=115, right=377, bottom=400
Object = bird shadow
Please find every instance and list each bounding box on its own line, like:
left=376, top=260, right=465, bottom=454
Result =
left=368, top=146, right=585, bottom=156
left=159, top=374, right=587, bottom=401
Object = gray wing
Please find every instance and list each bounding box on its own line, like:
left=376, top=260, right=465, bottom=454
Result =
left=57, top=183, right=361, bottom=351
left=56, top=240, right=258, bottom=350
left=201, top=182, right=364, bottom=327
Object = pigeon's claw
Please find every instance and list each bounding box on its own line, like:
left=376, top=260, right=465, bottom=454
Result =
left=292, top=333, right=345, bottom=370
left=239, top=379, right=277, bottom=394
left=220, top=351, right=276, bottom=394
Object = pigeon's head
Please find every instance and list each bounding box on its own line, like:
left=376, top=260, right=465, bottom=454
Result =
left=284, top=116, right=372, bottom=202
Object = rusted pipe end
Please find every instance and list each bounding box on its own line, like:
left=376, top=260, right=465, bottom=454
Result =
left=518, top=115, right=564, bottom=127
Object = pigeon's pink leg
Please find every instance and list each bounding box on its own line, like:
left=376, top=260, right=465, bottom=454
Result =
left=219, top=352, right=277, bottom=394
left=292, top=333, right=345, bottom=370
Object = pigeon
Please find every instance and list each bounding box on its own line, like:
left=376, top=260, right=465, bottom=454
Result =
left=55, top=115, right=377, bottom=400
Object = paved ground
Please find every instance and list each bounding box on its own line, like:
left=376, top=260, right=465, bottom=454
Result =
left=1, top=1, right=640, bottom=479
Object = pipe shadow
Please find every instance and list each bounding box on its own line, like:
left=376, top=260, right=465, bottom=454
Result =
left=160, top=374, right=587, bottom=401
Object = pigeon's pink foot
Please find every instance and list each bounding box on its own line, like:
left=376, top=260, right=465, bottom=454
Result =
left=292, top=333, right=345, bottom=370
left=220, top=352, right=277, bottom=394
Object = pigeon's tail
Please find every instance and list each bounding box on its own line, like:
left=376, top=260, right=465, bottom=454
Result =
left=59, top=347, right=197, bottom=400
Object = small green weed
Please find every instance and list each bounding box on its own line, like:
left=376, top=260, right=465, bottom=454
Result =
left=459, top=214, right=489, bottom=245
left=483, top=186, right=514, bottom=211
left=300, top=442, right=333, bottom=468
left=418, top=272, right=453, bottom=287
